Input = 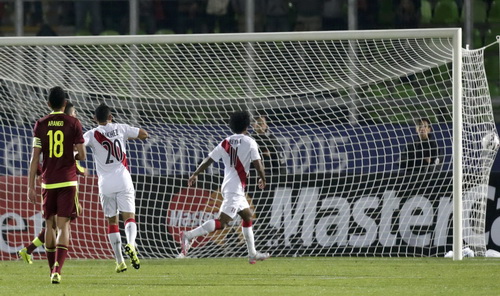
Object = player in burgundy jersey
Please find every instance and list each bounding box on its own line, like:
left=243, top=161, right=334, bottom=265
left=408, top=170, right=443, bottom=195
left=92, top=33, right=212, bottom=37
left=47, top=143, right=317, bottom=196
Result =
left=27, top=87, right=86, bottom=284
left=19, top=101, right=87, bottom=265
left=182, top=111, right=270, bottom=264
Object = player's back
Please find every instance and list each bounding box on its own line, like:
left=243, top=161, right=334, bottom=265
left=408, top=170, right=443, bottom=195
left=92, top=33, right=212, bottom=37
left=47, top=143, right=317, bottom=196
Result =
left=84, top=122, right=139, bottom=194
left=210, top=133, right=260, bottom=194
left=222, top=134, right=258, bottom=170
left=34, top=112, right=83, bottom=186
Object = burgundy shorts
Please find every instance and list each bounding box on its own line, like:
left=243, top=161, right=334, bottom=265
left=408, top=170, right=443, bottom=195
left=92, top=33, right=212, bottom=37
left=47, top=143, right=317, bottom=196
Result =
left=42, top=186, right=79, bottom=220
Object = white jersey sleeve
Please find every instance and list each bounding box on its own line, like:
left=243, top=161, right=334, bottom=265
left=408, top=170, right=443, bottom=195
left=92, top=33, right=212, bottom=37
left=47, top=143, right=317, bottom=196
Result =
left=83, top=130, right=92, bottom=147
left=249, top=138, right=261, bottom=161
left=208, top=141, right=225, bottom=162
left=123, top=124, right=140, bottom=139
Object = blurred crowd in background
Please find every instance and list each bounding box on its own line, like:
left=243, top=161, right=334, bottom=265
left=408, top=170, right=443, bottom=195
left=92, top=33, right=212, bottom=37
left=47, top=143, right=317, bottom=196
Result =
left=2, top=0, right=498, bottom=99
left=0, top=0, right=496, bottom=42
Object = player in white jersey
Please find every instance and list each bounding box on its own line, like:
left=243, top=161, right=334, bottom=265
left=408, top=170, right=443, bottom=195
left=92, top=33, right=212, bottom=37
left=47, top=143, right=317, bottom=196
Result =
left=83, top=103, right=148, bottom=273
left=181, top=111, right=270, bottom=264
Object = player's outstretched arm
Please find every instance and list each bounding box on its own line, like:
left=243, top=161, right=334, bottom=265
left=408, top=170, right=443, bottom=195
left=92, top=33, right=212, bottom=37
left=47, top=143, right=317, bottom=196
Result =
left=252, top=159, right=266, bottom=189
left=137, top=128, right=148, bottom=140
left=188, top=157, right=215, bottom=187
left=129, top=128, right=149, bottom=141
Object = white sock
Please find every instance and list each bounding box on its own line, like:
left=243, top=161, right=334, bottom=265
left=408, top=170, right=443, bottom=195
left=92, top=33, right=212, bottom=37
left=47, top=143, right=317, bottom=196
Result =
left=108, top=232, right=124, bottom=263
left=242, top=226, right=256, bottom=257
left=187, top=219, right=216, bottom=239
left=124, top=220, right=137, bottom=247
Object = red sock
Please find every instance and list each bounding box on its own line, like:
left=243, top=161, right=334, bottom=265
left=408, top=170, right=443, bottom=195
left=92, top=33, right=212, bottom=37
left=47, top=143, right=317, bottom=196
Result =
left=37, top=228, right=46, bottom=243
left=46, top=248, right=56, bottom=272
left=108, top=224, right=120, bottom=233
left=52, top=245, right=69, bottom=274
left=242, top=220, right=253, bottom=228
left=214, top=219, right=222, bottom=230
left=125, top=218, right=136, bottom=225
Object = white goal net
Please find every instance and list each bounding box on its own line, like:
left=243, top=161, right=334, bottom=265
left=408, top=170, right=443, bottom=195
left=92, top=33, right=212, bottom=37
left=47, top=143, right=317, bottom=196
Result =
left=0, top=29, right=497, bottom=261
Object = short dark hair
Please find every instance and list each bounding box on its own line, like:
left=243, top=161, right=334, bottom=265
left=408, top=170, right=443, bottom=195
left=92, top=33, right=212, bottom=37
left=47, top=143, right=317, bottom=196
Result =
left=229, top=110, right=251, bottom=133
left=48, top=86, right=66, bottom=109
left=95, top=103, right=111, bottom=123
left=64, top=101, right=74, bottom=115
left=416, top=118, right=431, bottom=126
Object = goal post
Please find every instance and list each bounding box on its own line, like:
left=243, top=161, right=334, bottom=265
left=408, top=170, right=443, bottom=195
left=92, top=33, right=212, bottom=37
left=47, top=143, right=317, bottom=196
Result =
left=452, top=29, right=463, bottom=261
left=0, top=28, right=497, bottom=261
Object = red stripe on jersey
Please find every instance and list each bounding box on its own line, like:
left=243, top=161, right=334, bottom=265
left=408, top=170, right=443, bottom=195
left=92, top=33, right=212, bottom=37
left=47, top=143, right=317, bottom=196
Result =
left=221, top=139, right=247, bottom=190
left=94, top=131, right=129, bottom=170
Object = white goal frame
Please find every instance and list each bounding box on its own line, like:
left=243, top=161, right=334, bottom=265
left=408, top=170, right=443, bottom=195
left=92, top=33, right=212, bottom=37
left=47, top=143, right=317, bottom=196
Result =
left=0, top=28, right=467, bottom=260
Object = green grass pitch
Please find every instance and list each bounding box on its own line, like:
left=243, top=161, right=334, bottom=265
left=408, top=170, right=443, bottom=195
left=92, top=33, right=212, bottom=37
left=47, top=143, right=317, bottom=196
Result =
left=3, top=257, right=500, bottom=295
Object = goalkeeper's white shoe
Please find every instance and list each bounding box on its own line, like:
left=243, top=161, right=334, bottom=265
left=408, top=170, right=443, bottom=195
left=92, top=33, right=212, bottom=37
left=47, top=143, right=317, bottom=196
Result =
left=180, top=231, right=192, bottom=256
left=248, top=252, right=270, bottom=264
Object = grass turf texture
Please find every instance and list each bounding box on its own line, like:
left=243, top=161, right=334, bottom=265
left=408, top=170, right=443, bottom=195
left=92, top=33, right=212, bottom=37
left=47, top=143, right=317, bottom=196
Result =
left=2, top=257, right=500, bottom=295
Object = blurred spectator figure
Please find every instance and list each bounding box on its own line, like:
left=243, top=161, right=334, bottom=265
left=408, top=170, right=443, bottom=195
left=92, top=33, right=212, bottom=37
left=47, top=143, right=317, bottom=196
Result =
left=36, top=23, right=57, bottom=36
left=75, top=0, right=103, bottom=35
left=24, top=1, right=43, bottom=27
left=357, top=0, right=377, bottom=29
left=153, top=0, right=178, bottom=33
left=232, top=0, right=266, bottom=32
left=322, top=0, right=346, bottom=30
left=101, top=1, right=128, bottom=34
left=394, top=0, right=420, bottom=29
left=140, top=0, right=157, bottom=34
left=176, top=0, right=207, bottom=34
left=291, top=0, right=323, bottom=31
left=206, top=0, right=236, bottom=33
left=265, top=0, right=290, bottom=32
left=41, top=1, right=66, bottom=27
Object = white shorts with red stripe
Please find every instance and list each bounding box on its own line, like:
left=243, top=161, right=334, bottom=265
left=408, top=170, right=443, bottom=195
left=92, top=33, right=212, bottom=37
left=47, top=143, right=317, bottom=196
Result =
left=219, top=192, right=250, bottom=219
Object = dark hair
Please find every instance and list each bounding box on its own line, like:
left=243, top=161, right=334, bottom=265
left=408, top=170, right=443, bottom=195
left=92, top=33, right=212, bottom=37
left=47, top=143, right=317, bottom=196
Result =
left=416, top=118, right=431, bottom=126
left=48, top=86, right=66, bottom=109
left=64, top=101, right=74, bottom=115
left=95, top=103, right=111, bottom=123
left=229, top=110, right=251, bottom=133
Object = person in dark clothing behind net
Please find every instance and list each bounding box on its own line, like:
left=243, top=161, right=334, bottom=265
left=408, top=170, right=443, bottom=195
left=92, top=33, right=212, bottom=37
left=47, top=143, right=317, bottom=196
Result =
left=252, top=115, right=286, bottom=176
left=250, top=115, right=286, bottom=250
left=400, top=118, right=442, bottom=174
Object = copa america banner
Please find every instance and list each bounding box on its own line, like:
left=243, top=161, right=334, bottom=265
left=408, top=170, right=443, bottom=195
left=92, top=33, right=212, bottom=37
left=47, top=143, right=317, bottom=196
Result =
left=0, top=122, right=458, bottom=176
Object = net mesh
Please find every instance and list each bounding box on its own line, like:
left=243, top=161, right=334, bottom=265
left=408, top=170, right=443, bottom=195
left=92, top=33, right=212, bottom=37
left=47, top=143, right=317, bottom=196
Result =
left=0, top=30, right=497, bottom=260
